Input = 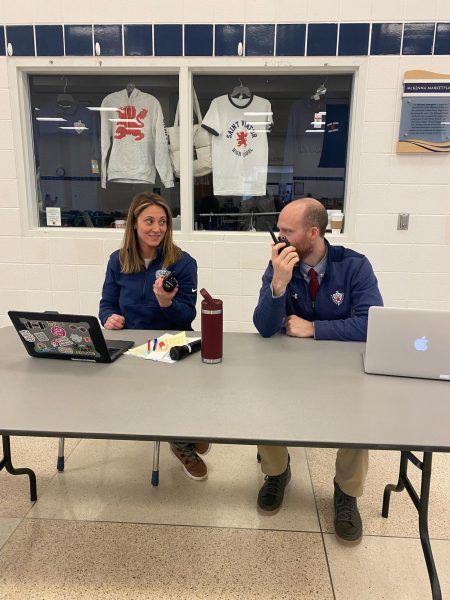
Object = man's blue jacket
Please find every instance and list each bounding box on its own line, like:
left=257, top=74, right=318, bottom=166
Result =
left=253, top=240, right=383, bottom=341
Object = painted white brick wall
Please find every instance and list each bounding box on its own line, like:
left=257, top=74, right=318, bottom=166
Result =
left=1, top=0, right=449, bottom=25
left=0, top=1, right=449, bottom=332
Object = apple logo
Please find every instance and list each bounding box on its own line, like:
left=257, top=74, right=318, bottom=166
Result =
left=414, top=336, right=429, bottom=352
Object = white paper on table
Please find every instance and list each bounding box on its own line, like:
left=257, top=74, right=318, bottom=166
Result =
left=126, top=334, right=201, bottom=364
left=147, top=337, right=201, bottom=363
left=126, top=332, right=186, bottom=359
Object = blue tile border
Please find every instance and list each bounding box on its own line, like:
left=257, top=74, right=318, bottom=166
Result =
left=185, top=24, right=213, bottom=56
left=370, top=23, right=402, bottom=55
left=154, top=24, right=182, bottom=56
left=0, top=22, right=449, bottom=57
left=215, top=24, right=244, bottom=56
left=124, top=24, right=153, bottom=56
left=0, top=26, right=5, bottom=56
left=307, top=24, right=338, bottom=56
left=94, top=25, right=123, bottom=56
left=36, top=25, right=64, bottom=56
left=434, top=23, right=450, bottom=55
left=64, top=25, right=93, bottom=56
left=276, top=24, right=306, bottom=56
left=245, top=24, right=275, bottom=56
left=338, top=23, right=370, bottom=56
left=6, top=25, right=35, bottom=56
left=402, top=22, right=435, bottom=55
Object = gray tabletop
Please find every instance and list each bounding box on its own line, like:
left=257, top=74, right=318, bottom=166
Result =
left=1, top=327, right=449, bottom=452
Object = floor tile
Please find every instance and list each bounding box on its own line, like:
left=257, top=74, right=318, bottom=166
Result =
left=0, top=518, right=20, bottom=549
left=0, top=437, right=80, bottom=518
left=0, top=519, right=333, bottom=599
left=324, top=533, right=450, bottom=600
left=28, top=441, right=320, bottom=532
left=307, top=448, right=450, bottom=538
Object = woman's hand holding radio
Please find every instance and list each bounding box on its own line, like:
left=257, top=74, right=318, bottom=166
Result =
left=153, top=276, right=178, bottom=307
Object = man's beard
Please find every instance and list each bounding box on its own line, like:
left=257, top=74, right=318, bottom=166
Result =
left=295, top=242, right=314, bottom=262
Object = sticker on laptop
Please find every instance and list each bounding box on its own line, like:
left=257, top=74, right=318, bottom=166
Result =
left=24, top=320, right=47, bottom=331
left=19, top=329, right=35, bottom=342
left=74, top=349, right=96, bottom=357
left=34, top=331, right=49, bottom=342
left=35, top=344, right=57, bottom=353
left=51, top=337, right=72, bottom=348
left=59, top=346, right=74, bottom=354
left=51, top=325, right=66, bottom=337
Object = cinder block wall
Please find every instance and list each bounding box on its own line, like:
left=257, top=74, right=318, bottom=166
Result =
left=1, top=1, right=449, bottom=330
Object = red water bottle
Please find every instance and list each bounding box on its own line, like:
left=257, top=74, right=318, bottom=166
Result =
left=200, top=288, right=223, bottom=363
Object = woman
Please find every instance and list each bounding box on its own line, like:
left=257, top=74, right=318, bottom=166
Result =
left=99, top=192, right=210, bottom=480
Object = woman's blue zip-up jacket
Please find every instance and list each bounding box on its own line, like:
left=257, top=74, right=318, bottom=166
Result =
left=99, top=246, right=197, bottom=330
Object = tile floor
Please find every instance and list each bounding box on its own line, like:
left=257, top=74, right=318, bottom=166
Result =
left=0, top=437, right=449, bottom=599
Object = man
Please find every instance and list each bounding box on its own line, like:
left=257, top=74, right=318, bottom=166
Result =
left=253, top=198, right=383, bottom=543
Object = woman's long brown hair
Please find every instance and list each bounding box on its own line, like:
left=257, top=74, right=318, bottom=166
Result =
left=119, top=192, right=181, bottom=273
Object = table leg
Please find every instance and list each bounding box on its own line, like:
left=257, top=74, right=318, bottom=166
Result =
left=151, top=441, right=160, bottom=486
left=0, top=435, right=37, bottom=502
left=57, top=437, right=65, bottom=471
left=382, top=451, right=441, bottom=600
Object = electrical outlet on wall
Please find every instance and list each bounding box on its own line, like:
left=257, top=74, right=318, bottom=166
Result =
left=397, top=213, right=409, bottom=230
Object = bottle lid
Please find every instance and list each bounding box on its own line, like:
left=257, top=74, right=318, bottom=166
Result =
left=201, top=298, right=222, bottom=310
left=200, top=288, right=222, bottom=310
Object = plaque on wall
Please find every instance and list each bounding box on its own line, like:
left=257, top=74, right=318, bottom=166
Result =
left=397, top=70, right=450, bottom=154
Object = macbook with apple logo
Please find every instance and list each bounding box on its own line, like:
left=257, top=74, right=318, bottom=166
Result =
left=363, top=306, right=450, bottom=381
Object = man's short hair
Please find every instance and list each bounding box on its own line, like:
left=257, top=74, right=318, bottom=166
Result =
left=302, top=202, right=329, bottom=237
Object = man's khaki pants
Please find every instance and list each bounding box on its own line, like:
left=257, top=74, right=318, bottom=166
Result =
left=257, top=445, right=368, bottom=497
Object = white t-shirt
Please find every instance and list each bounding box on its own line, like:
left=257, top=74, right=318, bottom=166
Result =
left=202, top=94, right=273, bottom=196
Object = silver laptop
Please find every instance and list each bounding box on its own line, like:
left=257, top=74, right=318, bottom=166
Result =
left=363, top=306, right=450, bottom=381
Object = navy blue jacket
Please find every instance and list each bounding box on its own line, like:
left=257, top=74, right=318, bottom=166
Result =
left=99, top=247, right=197, bottom=330
left=253, top=241, right=383, bottom=341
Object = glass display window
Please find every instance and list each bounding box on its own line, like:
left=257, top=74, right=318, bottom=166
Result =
left=192, top=74, right=352, bottom=232
left=26, top=70, right=353, bottom=234
left=29, top=74, right=179, bottom=228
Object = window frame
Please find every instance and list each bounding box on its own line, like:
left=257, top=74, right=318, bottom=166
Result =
left=8, top=56, right=367, bottom=243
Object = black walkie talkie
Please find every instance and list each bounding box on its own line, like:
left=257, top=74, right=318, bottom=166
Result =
left=267, top=224, right=290, bottom=254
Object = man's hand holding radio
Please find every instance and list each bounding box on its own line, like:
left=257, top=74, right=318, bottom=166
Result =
left=271, top=242, right=299, bottom=297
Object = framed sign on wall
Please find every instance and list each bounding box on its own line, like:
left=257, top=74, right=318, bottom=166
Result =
left=397, top=70, right=450, bottom=154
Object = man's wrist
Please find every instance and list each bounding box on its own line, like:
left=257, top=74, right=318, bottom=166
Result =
left=272, top=279, right=287, bottom=297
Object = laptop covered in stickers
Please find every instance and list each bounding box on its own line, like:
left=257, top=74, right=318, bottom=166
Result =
left=8, top=311, right=134, bottom=363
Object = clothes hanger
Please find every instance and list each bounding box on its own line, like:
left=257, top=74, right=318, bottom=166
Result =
left=126, top=82, right=136, bottom=97
left=56, top=76, right=75, bottom=107
left=310, top=78, right=328, bottom=101
left=230, top=79, right=251, bottom=99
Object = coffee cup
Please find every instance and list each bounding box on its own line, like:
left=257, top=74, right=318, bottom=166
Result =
left=330, top=212, right=344, bottom=233
left=114, top=219, right=126, bottom=229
